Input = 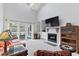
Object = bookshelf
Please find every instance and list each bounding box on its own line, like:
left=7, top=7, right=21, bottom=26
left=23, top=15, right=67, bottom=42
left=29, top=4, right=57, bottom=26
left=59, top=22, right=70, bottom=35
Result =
left=61, top=25, right=79, bottom=53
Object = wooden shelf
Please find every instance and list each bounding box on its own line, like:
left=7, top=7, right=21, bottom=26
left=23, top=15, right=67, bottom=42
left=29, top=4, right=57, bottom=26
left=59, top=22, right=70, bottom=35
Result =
left=61, top=25, right=79, bottom=53
left=61, top=32, right=77, bottom=34
left=61, top=37, right=72, bottom=40
left=61, top=42, right=76, bottom=46
left=61, top=42, right=69, bottom=45
left=61, top=37, right=77, bottom=40
left=68, top=43, right=76, bottom=47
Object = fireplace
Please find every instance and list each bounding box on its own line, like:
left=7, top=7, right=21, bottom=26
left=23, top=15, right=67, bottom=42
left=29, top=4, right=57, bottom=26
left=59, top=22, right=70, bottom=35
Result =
left=48, top=34, right=57, bottom=43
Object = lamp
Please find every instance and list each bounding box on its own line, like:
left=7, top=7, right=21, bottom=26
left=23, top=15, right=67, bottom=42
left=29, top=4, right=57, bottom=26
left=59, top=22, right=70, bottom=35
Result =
left=0, top=30, right=12, bottom=54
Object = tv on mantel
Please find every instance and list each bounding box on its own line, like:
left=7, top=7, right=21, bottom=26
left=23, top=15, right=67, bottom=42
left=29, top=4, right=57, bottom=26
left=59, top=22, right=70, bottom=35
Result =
left=45, top=16, right=59, bottom=27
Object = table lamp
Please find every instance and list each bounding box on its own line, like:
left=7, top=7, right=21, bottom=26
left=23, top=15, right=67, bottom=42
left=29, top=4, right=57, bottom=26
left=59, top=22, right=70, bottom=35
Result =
left=0, top=30, right=12, bottom=54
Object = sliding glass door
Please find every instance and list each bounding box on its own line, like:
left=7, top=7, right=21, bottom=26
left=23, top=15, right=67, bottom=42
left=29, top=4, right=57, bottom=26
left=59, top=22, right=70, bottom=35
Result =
left=9, top=22, right=18, bottom=37
left=19, top=24, right=26, bottom=40
left=6, top=20, right=34, bottom=40
left=27, top=24, right=34, bottom=39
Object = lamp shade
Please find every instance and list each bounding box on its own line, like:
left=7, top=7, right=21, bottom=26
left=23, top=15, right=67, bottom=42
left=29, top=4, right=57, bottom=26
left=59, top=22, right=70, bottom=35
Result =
left=0, top=30, right=12, bottom=41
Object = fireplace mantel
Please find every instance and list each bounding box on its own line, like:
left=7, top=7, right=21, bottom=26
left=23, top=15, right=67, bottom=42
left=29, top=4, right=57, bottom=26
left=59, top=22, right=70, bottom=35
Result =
left=46, top=26, right=60, bottom=33
left=41, top=26, right=60, bottom=46
left=46, top=26, right=60, bottom=46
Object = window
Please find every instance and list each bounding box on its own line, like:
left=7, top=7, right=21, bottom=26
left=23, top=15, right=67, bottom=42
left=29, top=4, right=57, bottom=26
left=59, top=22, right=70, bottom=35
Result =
left=9, top=22, right=18, bottom=36
left=8, top=21, right=34, bottom=40
left=19, top=24, right=26, bottom=40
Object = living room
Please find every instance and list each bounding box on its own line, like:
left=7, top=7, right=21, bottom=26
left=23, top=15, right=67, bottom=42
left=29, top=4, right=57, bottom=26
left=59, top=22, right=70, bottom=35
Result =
left=28, top=3, right=79, bottom=56
left=0, top=3, right=79, bottom=56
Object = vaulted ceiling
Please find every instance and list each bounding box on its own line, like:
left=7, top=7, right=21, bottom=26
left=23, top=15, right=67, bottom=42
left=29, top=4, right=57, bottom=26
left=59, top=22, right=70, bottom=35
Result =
left=3, top=3, right=45, bottom=22
left=26, top=3, right=44, bottom=12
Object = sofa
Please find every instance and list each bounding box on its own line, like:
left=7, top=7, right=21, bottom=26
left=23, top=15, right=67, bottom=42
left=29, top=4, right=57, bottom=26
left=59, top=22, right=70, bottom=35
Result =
left=34, top=50, right=72, bottom=56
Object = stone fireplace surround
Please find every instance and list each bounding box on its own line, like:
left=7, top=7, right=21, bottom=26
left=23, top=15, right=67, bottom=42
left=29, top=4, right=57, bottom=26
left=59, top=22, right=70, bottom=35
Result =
left=41, top=27, right=60, bottom=46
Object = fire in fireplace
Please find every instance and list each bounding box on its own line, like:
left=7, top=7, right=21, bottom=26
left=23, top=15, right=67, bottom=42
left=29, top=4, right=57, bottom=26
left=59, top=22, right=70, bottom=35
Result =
left=48, top=34, right=57, bottom=43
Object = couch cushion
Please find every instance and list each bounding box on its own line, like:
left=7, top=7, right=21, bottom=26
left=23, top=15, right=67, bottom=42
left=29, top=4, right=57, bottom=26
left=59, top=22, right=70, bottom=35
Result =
left=34, top=50, right=72, bottom=56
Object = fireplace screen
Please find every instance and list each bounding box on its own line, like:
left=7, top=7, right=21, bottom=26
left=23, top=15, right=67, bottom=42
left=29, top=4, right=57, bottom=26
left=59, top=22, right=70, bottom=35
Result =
left=48, top=34, right=57, bottom=43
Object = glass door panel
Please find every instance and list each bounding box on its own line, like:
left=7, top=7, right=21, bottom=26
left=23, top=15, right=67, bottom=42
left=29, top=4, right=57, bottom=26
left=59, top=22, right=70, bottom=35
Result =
left=19, top=24, right=25, bottom=40
left=27, top=24, right=33, bottom=39
left=9, top=22, right=17, bottom=35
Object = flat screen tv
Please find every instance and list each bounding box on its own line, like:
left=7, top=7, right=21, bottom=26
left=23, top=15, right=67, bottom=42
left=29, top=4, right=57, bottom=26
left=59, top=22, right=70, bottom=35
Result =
left=45, top=16, right=59, bottom=27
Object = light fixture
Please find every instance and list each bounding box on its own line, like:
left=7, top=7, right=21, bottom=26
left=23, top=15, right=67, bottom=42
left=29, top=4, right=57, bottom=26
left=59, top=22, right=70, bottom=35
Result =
left=26, top=3, right=34, bottom=6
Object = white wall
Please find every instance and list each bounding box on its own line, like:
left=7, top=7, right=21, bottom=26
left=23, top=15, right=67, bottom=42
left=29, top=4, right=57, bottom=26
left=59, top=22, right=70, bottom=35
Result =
left=0, top=3, right=3, bottom=33
left=3, top=3, right=39, bottom=33
left=38, top=3, right=79, bottom=26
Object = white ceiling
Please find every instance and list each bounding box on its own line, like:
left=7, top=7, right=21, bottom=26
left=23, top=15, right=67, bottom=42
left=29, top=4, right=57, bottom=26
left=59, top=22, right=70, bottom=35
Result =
left=26, top=3, right=44, bottom=12
left=3, top=3, right=45, bottom=23
left=3, top=3, right=38, bottom=23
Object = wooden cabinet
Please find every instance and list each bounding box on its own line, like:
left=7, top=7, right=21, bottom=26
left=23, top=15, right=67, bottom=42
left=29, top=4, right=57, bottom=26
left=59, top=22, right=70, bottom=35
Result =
left=61, top=26, right=79, bottom=53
